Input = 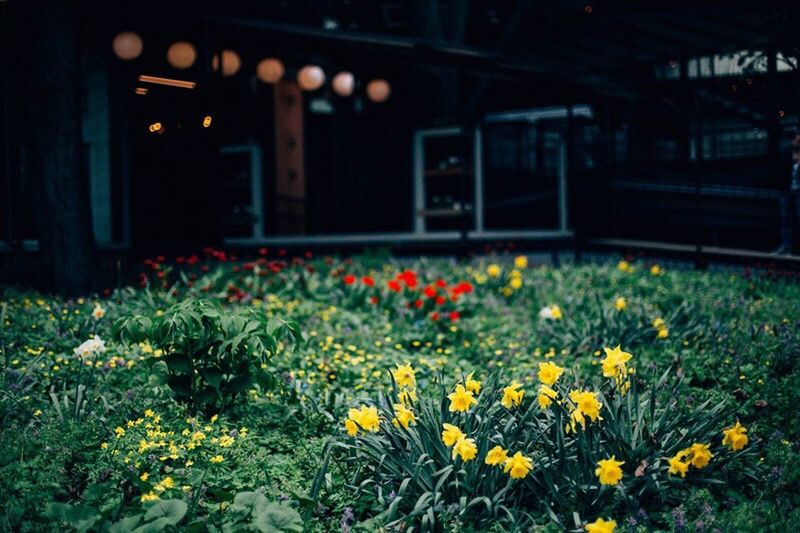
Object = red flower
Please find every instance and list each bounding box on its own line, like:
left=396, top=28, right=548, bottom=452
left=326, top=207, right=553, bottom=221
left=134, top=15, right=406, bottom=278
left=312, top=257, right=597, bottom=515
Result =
left=362, top=276, right=375, bottom=287
left=449, top=311, right=460, bottom=322
left=423, top=286, right=437, bottom=299
left=414, top=299, right=423, bottom=309
left=435, top=295, right=446, bottom=305
left=305, top=251, right=313, bottom=259
left=201, top=265, right=210, bottom=273
left=259, top=247, right=269, bottom=256
left=435, top=279, right=447, bottom=288
left=176, top=256, right=185, bottom=264
left=388, top=280, right=402, bottom=292
left=398, top=270, right=418, bottom=288
left=343, top=274, right=357, bottom=285
left=430, top=311, right=440, bottom=321
left=369, top=296, right=379, bottom=305
left=186, top=255, right=199, bottom=265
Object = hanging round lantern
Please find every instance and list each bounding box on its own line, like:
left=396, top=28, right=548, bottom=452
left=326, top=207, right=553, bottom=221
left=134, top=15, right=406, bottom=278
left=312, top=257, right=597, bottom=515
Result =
left=332, top=71, right=355, bottom=97
left=297, top=65, right=325, bottom=91
left=112, top=31, right=143, bottom=60
left=256, top=58, right=285, bottom=84
left=366, top=79, right=391, bottom=103
left=167, top=41, right=197, bottom=69
left=211, top=49, right=242, bottom=77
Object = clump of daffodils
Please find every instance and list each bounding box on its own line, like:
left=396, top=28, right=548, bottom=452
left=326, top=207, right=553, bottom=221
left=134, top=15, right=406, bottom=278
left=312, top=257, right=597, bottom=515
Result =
left=345, top=405, right=381, bottom=436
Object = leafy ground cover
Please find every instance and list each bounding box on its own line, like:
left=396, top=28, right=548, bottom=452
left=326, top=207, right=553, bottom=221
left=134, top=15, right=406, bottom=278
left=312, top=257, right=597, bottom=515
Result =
left=1, top=250, right=798, bottom=532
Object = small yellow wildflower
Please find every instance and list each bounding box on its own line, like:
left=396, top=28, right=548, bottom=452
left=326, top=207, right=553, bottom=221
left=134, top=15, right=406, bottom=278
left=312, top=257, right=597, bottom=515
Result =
left=614, top=297, right=626, bottom=311
left=210, top=455, right=224, bottom=464
left=487, top=264, right=502, bottom=278
left=586, top=517, right=616, bottom=533
left=514, top=255, right=528, bottom=269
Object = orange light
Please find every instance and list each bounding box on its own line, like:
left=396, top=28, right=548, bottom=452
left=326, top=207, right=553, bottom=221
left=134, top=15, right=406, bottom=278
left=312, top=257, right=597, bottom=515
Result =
left=366, top=79, right=391, bottom=103
left=148, top=122, right=163, bottom=133
left=134, top=87, right=148, bottom=95
left=113, top=32, right=143, bottom=60
left=202, top=116, right=212, bottom=128
left=138, top=75, right=196, bottom=89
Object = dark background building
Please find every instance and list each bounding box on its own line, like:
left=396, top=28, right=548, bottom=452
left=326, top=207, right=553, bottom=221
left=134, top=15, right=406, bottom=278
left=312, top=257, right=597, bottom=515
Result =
left=2, top=0, right=800, bottom=292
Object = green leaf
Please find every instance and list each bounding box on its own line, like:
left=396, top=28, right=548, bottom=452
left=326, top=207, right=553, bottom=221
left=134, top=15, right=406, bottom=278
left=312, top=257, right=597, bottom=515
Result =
left=140, top=499, right=187, bottom=526
left=109, top=514, right=143, bottom=533
left=252, top=503, right=304, bottom=533
left=231, top=491, right=269, bottom=517
left=164, top=353, right=193, bottom=374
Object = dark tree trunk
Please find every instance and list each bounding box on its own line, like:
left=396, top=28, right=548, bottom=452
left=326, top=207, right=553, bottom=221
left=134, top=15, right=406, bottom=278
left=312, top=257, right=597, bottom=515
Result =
left=27, top=0, right=96, bottom=295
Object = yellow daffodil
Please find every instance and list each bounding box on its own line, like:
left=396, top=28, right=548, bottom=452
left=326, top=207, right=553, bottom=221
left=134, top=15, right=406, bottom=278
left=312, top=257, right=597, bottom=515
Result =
left=537, top=385, right=558, bottom=409
left=392, top=363, right=416, bottom=389
left=392, top=404, right=416, bottom=429
left=514, top=255, right=528, bottom=269
left=601, top=345, right=632, bottom=378
left=667, top=450, right=690, bottom=477
left=452, top=437, right=478, bottom=461
left=487, top=264, right=502, bottom=278
left=585, top=517, right=617, bottom=533
left=595, top=456, right=624, bottom=485
left=537, top=361, right=564, bottom=385
left=501, top=382, right=525, bottom=409
left=346, top=405, right=381, bottom=435
left=722, top=421, right=748, bottom=451
left=614, top=297, right=626, bottom=311
left=398, top=387, right=417, bottom=405
left=688, top=443, right=713, bottom=468
left=504, top=451, right=533, bottom=479
left=569, top=390, right=603, bottom=422
left=442, top=423, right=465, bottom=446
left=650, top=264, right=662, bottom=275
left=485, top=445, right=508, bottom=466
left=464, top=372, right=481, bottom=394
left=448, top=384, right=478, bottom=413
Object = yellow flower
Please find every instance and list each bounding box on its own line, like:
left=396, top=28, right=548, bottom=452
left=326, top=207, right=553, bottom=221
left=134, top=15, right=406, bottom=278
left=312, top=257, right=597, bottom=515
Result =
left=569, top=390, right=603, bottom=422
left=514, top=255, right=528, bottom=269
left=452, top=437, right=478, bottom=461
left=464, top=372, right=481, bottom=394
left=442, top=423, right=465, bottom=446
left=650, top=264, right=662, bottom=275
left=614, top=297, right=626, bottom=311
left=160, top=476, right=175, bottom=489
left=448, top=384, right=478, bottom=413
left=537, top=385, right=558, bottom=409
left=140, top=472, right=149, bottom=481
left=392, top=363, right=416, bottom=389
left=485, top=445, right=508, bottom=466
left=722, top=421, right=748, bottom=451
left=509, top=277, right=523, bottom=290
left=392, top=404, right=416, bottom=429
left=33, top=409, right=42, bottom=417
left=667, top=450, right=690, bottom=477
left=114, top=426, right=126, bottom=438
left=688, top=443, right=713, bottom=468
left=210, top=455, right=224, bottom=464
left=398, top=387, right=417, bottom=405
left=652, top=317, right=665, bottom=329
left=595, top=456, right=624, bottom=485
left=140, top=491, right=159, bottom=502
left=346, top=405, right=381, bottom=435
left=585, top=517, right=617, bottom=533
left=601, top=346, right=632, bottom=378
left=617, top=260, right=632, bottom=272
left=503, top=451, right=533, bottom=479
left=501, top=382, right=525, bottom=409
left=537, top=361, right=564, bottom=385
left=657, top=327, right=669, bottom=339
left=218, top=435, right=235, bottom=447
left=210, top=414, right=219, bottom=423
left=487, top=264, right=502, bottom=278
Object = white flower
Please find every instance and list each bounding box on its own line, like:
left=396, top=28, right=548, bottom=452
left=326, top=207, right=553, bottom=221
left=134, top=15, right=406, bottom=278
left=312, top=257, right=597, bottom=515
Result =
left=92, top=305, right=105, bottom=320
left=538, top=305, right=562, bottom=320
left=74, top=335, right=106, bottom=359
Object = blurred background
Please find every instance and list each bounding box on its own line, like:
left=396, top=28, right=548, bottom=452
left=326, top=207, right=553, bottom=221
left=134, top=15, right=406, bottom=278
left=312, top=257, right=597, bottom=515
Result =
left=2, top=0, right=800, bottom=293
